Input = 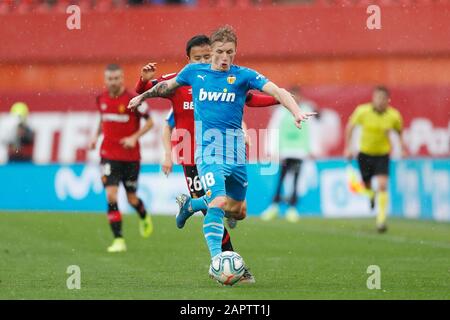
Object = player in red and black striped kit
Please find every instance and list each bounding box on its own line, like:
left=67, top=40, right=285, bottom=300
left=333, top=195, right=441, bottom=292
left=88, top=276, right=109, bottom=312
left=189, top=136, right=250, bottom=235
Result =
left=135, top=35, right=278, bottom=282
left=89, top=64, right=154, bottom=253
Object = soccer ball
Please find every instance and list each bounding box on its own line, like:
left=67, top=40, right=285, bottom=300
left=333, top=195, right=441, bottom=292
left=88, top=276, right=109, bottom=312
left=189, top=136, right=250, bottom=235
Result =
left=209, top=251, right=245, bottom=286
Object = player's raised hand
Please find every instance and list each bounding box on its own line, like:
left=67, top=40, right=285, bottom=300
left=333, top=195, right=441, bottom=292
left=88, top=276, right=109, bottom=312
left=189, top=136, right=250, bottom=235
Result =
left=141, top=62, right=157, bottom=81
left=128, top=95, right=143, bottom=111
left=294, top=111, right=317, bottom=129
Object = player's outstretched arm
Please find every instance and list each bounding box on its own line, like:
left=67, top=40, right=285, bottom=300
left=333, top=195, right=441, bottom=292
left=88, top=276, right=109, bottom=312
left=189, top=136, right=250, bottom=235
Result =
left=261, top=82, right=316, bottom=129
left=128, top=78, right=181, bottom=111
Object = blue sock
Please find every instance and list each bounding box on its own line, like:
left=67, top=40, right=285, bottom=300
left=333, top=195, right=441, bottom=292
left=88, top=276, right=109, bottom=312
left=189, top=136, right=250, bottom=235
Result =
left=203, top=207, right=225, bottom=258
left=191, top=196, right=208, bottom=212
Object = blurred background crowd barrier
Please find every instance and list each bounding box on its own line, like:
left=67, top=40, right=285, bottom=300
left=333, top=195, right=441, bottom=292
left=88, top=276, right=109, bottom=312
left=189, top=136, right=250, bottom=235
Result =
left=0, top=1, right=448, bottom=217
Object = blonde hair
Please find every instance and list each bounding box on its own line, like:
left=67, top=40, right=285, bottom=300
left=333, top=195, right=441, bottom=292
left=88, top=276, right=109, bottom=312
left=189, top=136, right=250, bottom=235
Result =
left=210, top=25, right=237, bottom=46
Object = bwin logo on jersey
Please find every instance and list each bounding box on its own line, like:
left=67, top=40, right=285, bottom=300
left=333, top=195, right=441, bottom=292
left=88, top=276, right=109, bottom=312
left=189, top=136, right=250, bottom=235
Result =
left=199, top=88, right=236, bottom=102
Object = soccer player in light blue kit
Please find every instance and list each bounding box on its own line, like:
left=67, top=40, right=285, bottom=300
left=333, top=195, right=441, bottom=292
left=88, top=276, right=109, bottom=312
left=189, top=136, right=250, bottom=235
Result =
left=128, top=26, right=316, bottom=282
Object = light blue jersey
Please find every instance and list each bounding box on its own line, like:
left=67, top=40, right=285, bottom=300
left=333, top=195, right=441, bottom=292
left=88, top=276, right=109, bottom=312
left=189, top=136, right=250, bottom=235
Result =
left=176, top=63, right=269, bottom=164
left=176, top=63, right=269, bottom=259
left=176, top=63, right=269, bottom=204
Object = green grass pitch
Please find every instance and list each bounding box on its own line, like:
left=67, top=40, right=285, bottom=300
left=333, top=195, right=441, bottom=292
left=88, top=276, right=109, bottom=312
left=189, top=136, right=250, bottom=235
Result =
left=0, top=212, right=449, bottom=299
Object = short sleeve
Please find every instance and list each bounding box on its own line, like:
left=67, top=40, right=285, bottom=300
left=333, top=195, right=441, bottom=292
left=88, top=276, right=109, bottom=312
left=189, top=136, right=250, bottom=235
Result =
left=176, top=64, right=195, bottom=86
left=246, top=68, right=269, bottom=91
left=165, top=108, right=175, bottom=128
left=349, top=105, right=364, bottom=126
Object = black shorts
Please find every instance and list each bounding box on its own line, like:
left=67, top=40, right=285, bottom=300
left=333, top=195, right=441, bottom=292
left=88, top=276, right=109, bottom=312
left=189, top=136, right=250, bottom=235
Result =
left=101, top=158, right=140, bottom=193
left=182, top=165, right=205, bottom=199
left=357, top=152, right=390, bottom=184
left=282, top=158, right=302, bottom=173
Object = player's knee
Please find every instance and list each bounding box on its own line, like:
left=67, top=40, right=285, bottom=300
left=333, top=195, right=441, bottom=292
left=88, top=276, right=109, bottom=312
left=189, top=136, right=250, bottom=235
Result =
left=208, top=196, right=227, bottom=210
left=227, top=202, right=246, bottom=220
left=106, top=189, right=118, bottom=203
left=126, top=192, right=139, bottom=206
left=377, top=176, right=388, bottom=191
left=233, top=203, right=247, bottom=220
left=232, top=210, right=246, bottom=221
left=378, top=183, right=388, bottom=191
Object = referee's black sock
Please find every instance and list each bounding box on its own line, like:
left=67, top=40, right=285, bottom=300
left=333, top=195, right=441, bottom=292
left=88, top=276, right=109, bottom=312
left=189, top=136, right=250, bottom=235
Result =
left=132, top=198, right=147, bottom=220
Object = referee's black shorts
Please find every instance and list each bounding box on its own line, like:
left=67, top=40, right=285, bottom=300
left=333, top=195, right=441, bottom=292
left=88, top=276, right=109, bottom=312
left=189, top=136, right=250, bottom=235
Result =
left=357, top=152, right=390, bottom=185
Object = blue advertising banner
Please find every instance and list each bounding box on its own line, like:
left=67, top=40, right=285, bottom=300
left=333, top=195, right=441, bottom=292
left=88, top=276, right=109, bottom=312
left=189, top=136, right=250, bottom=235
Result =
left=0, top=159, right=449, bottom=221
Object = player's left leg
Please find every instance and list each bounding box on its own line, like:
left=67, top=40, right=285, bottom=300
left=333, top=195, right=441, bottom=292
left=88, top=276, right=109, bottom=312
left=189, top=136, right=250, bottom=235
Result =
left=202, top=176, right=227, bottom=260
left=101, top=158, right=126, bottom=253
left=123, top=161, right=153, bottom=238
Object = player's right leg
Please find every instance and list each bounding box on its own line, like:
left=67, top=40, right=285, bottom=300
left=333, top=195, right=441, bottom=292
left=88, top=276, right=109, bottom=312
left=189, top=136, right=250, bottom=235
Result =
left=357, top=153, right=376, bottom=209
left=101, top=159, right=126, bottom=253
left=190, top=162, right=228, bottom=260
left=177, top=165, right=235, bottom=251
left=194, top=162, right=255, bottom=284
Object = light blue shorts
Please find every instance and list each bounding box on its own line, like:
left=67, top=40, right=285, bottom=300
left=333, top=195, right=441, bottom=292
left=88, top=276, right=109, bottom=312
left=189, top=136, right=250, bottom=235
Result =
left=196, top=162, right=248, bottom=202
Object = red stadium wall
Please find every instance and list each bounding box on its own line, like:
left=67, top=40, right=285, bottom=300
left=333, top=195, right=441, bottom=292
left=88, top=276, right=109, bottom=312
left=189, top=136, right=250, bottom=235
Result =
left=1, top=4, right=450, bottom=62
left=0, top=4, right=449, bottom=162
left=2, top=57, right=450, bottom=93
left=0, top=4, right=450, bottom=92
